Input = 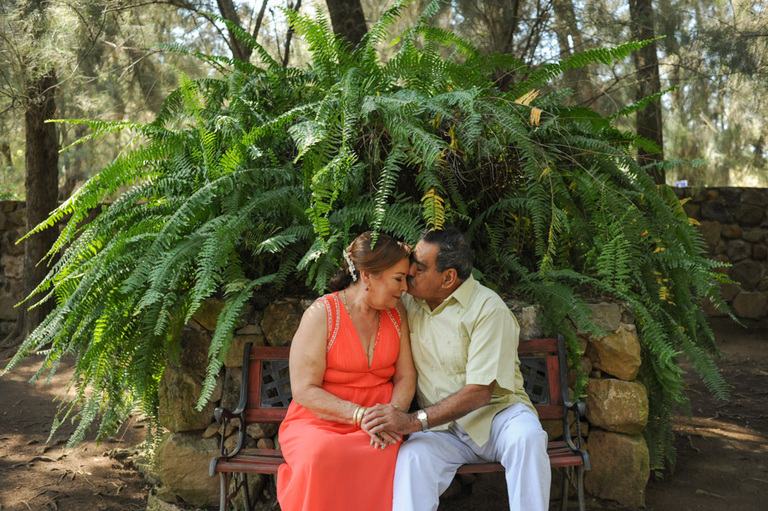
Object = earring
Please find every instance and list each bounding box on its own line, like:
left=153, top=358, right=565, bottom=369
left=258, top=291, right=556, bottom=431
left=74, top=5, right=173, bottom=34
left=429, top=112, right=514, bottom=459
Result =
left=365, top=286, right=369, bottom=292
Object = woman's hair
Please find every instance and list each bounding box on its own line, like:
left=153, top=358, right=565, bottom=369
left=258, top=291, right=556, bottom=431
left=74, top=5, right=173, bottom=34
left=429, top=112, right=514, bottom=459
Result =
left=329, top=231, right=412, bottom=291
left=421, top=226, right=474, bottom=281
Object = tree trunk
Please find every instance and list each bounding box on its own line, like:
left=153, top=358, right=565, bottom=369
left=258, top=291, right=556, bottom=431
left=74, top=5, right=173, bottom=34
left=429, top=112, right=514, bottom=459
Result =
left=217, top=0, right=253, bottom=62
left=553, top=0, right=597, bottom=107
left=629, top=0, right=665, bottom=184
left=21, top=69, right=59, bottom=340
left=283, top=0, right=303, bottom=67
left=0, top=142, right=11, bottom=169
left=325, top=0, right=367, bottom=48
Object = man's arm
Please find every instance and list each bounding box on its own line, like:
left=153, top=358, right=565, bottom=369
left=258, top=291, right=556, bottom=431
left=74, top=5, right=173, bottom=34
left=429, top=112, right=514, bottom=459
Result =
left=362, top=382, right=494, bottom=436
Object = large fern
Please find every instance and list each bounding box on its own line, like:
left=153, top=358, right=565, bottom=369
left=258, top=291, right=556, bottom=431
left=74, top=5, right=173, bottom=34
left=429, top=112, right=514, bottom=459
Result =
left=3, top=0, right=729, bottom=472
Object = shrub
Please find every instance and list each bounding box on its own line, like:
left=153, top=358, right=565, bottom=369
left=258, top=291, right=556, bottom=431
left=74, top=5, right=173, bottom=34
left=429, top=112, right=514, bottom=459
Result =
left=5, top=0, right=728, bottom=471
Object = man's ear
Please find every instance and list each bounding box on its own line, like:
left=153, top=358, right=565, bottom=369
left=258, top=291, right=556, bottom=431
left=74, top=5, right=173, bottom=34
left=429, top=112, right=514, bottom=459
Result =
left=441, top=268, right=459, bottom=289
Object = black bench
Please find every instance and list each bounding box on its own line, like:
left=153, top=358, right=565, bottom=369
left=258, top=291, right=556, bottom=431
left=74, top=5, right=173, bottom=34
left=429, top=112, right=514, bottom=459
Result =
left=209, top=334, right=590, bottom=510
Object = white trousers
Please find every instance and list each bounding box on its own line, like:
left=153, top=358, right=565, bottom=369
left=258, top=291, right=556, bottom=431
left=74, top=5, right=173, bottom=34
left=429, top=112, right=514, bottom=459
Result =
left=392, top=403, right=551, bottom=511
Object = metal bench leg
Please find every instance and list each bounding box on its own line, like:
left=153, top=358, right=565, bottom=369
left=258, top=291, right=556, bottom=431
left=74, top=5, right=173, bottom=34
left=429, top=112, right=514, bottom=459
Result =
left=576, top=466, right=586, bottom=511
left=242, top=473, right=251, bottom=511
left=561, top=467, right=569, bottom=511
left=219, top=472, right=228, bottom=511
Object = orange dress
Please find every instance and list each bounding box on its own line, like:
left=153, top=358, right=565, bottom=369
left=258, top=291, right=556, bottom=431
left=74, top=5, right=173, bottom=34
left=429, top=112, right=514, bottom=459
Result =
left=277, top=293, right=403, bottom=511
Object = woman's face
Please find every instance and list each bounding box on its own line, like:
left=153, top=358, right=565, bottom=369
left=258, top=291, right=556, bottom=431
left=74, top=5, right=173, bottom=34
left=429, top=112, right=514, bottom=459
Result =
left=365, top=257, right=410, bottom=310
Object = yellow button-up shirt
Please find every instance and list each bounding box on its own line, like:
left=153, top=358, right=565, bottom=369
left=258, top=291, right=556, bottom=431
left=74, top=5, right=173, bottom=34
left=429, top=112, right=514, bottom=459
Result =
left=403, top=276, right=535, bottom=446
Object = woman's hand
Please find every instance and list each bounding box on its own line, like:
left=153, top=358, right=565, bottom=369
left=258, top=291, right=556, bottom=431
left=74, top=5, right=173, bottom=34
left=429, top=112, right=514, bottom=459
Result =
left=362, top=405, right=403, bottom=448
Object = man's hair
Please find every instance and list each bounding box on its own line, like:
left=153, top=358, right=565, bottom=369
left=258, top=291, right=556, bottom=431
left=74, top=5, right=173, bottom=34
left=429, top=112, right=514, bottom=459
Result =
left=421, top=227, right=474, bottom=281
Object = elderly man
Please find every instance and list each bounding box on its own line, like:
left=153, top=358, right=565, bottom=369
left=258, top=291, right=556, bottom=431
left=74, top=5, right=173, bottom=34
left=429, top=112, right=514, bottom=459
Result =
left=363, top=227, right=550, bottom=511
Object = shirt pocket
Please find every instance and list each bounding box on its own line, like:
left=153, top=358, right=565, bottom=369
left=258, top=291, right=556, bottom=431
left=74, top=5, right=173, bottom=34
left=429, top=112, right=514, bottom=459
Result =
left=444, top=329, right=469, bottom=375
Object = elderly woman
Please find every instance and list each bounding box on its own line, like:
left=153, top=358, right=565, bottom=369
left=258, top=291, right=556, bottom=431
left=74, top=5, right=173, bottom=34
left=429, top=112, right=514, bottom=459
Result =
left=277, top=232, right=415, bottom=511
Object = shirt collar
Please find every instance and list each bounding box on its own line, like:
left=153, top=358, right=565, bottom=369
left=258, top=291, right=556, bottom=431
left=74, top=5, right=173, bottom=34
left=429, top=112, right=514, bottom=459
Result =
left=450, top=274, right=476, bottom=309
left=425, top=274, right=475, bottom=314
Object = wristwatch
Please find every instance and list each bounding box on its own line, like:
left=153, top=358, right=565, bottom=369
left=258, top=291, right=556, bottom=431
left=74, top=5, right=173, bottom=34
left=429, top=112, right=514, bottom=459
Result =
left=416, top=409, right=429, bottom=431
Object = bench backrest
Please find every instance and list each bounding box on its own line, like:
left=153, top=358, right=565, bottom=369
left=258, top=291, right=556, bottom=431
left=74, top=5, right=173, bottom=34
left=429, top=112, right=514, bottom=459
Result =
left=240, top=334, right=569, bottom=424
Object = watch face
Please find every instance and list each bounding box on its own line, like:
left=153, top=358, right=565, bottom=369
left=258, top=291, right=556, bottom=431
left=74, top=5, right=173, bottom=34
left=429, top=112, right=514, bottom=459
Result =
left=417, top=410, right=428, bottom=430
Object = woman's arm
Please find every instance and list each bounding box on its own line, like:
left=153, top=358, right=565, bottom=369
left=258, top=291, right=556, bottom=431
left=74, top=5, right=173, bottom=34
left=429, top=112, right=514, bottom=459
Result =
left=388, top=302, right=416, bottom=410
left=289, top=299, right=359, bottom=424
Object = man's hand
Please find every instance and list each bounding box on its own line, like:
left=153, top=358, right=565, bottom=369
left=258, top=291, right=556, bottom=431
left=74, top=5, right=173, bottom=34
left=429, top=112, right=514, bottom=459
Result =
left=362, top=404, right=419, bottom=438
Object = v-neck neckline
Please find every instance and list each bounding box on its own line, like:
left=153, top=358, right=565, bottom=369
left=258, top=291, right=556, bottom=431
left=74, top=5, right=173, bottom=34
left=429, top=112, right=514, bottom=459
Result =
left=340, top=290, right=381, bottom=368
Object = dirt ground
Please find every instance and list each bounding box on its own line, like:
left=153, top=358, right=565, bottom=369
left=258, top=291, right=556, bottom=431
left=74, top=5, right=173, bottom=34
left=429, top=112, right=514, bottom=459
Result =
left=1, top=316, right=766, bottom=511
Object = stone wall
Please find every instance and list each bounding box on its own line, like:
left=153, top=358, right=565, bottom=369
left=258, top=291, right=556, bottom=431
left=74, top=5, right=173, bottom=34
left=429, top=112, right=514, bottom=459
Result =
left=674, top=187, right=768, bottom=322
left=153, top=297, right=649, bottom=509
left=0, top=201, right=26, bottom=336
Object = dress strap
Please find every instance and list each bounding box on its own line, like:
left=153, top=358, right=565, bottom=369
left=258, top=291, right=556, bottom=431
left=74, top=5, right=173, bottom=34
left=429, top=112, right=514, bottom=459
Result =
left=319, top=293, right=342, bottom=352
left=384, top=307, right=401, bottom=338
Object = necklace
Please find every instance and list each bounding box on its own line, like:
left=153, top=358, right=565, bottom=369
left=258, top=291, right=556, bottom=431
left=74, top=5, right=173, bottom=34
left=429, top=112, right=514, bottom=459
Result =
left=342, top=289, right=381, bottom=366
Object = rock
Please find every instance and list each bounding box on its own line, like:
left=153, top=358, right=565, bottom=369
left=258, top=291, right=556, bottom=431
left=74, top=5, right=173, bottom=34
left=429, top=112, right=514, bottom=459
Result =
left=237, top=324, right=263, bottom=335
left=257, top=437, right=275, bottom=449
left=742, top=228, right=767, bottom=243
left=158, top=364, right=217, bottom=432
left=156, top=432, right=221, bottom=507
left=587, top=302, right=622, bottom=333
left=225, top=334, right=266, bottom=368
left=722, top=224, right=742, bottom=239
left=732, top=204, right=765, bottom=227
left=1, top=255, right=22, bottom=279
left=178, top=325, right=213, bottom=371
left=720, top=282, right=741, bottom=301
left=754, top=244, right=767, bottom=261
left=203, top=421, right=221, bottom=439
left=224, top=431, right=255, bottom=454
left=515, top=305, right=545, bottom=340
left=246, top=422, right=280, bottom=440
left=729, top=260, right=764, bottom=291
left=726, top=239, right=751, bottom=262
left=585, top=430, right=649, bottom=508
left=221, top=364, right=243, bottom=412
left=261, top=299, right=300, bottom=346
left=0, top=293, right=19, bottom=321
left=568, top=356, right=593, bottom=388
left=585, top=379, right=648, bottom=434
left=731, top=292, right=768, bottom=319
left=586, top=324, right=642, bottom=381
left=540, top=419, right=563, bottom=441
left=698, top=221, right=722, bottom=250
left=193, top=298, right=226, bottom=331
left=700, top=200, right=732, bottom=223
left=741, top=189, right=768, bottom=207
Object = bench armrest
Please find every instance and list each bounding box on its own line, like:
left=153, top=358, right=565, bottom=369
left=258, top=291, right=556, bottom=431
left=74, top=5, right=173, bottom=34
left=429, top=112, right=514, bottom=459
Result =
left=212, top=342, right=254, bottom=463
left=557, top=334, right=591, bottom=471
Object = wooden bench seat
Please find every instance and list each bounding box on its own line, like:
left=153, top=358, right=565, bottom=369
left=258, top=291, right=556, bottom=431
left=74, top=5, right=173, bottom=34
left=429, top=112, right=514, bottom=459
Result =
left=210, top=335, right=590, bottom=510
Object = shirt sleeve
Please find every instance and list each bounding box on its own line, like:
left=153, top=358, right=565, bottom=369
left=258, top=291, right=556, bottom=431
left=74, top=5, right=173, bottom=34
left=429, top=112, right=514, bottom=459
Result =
left=464, top=303, right=521, bottom=392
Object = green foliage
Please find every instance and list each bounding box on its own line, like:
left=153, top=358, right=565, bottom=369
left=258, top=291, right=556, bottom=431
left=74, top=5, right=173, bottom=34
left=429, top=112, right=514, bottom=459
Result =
left=4, top=0, right=728, bottom=472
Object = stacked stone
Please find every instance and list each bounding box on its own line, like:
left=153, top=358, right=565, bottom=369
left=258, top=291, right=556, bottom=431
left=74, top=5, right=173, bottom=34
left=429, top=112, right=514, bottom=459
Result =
left=675, top=187, right=768, bottom=321
left=0, top=201, right=26, bottom=336
left=154, top=297, right=302, bottom=509
left=582, top=303, right=649, bottom=509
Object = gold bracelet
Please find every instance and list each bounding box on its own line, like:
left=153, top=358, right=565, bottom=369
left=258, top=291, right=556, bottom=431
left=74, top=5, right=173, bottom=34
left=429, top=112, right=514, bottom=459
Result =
left=358, top=407, right=367, bottom=427
left=352, top=406, right=363, bottom=427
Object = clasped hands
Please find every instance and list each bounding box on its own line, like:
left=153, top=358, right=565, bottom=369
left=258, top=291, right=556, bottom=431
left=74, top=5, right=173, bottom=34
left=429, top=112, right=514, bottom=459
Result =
left=360, top=403, right=413, bottom=449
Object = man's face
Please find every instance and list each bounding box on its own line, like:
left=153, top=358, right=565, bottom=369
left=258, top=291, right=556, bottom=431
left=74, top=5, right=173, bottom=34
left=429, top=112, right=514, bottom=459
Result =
left=406, top=240, right=445, bottom=302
